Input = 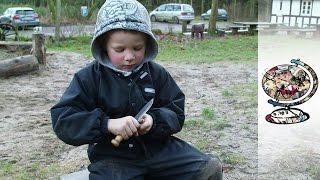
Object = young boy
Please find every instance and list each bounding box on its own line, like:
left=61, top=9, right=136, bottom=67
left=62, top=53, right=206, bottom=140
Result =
left=51, top=0, right=222, bottom=179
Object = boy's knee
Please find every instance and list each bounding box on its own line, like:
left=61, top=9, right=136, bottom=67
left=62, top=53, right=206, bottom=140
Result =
left=197, top=155, right=223, bottom=180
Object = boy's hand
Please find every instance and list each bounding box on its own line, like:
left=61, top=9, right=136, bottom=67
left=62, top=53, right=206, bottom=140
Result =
left=108, top=116, right=140, bottom=140
left=138, top=114, right=153, bottom=135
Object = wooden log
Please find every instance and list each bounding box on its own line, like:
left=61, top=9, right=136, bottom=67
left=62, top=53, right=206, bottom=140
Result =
left=32, top=33, right=46, bottom=66
left=0, top=41, right=32, bottom=52
left=0, top=55, right=39, bottom=78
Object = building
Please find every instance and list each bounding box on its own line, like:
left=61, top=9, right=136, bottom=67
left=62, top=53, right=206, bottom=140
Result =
left=271, top=0, right=320, bottom=27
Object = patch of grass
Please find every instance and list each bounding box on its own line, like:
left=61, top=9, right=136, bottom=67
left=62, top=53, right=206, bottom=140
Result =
left=184, top=118, right=205, bottom=128
left=157, top=35, right=257, bottom=63
left=0, top=160, right=62, bottom=179
left=219, top=151, right=245, bottom=165
left=17, top=36, right=32, bottom=42
left=307, top=166, right=320, bottom=179
left=195, top=139, right=210, bottom=151
left=216, top=132, right=226, bottom=139
left=201, top=108, right=215, bottom=120
left=240, top=124, right=250, bottom=130
left=46, top=36, right=92, bottom=58
left=222, top=90, right=233, bottom=98
left=46, top=35, right=257, bottom=63
left=212, top=118, right=231, bottom=130
left=0, top=161, right=14, bottom=175
left=226, top=82, right=258, bottom=110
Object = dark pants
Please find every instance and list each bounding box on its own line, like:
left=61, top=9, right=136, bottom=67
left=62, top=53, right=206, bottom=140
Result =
left=88, top=137, right=222, bottom=180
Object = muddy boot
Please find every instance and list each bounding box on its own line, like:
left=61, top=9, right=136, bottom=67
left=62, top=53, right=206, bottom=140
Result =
left=196, top=155, right=223, bottom=180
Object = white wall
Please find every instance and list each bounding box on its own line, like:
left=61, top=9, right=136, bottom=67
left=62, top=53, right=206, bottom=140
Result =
left=271, top=0, right=320, bottom=26
left=312, top=1, right=320, bottom=16
left=272, top=0, right=291, bottom=15
left=291, top=0, right=301, bottom=15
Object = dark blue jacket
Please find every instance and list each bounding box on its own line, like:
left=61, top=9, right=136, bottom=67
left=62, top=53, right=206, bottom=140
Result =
left=51, top=60, right=185, bottom=162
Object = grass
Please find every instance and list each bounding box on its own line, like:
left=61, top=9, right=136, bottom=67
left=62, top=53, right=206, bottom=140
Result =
left=183, top=117, right=205, bottom=128
left=0, top=160, right=63, bottom=179
left=46, top=36, right=92, bottom=57
left=211, top=118, right=231, bottom=130
left=201, top=107, right=215, bottom=119
left=307, top=166, right=320, bottom=178
left=219, top=151, right=245, bottom=165
left=222, top=82, right=257, bottom=111
left=46, top=35, right=258, bottom=63
left=158, top=35, right=257, bottom=63
left=195, top=139, right=210, bottom=151
left=222, top=90, right=233, bottom=98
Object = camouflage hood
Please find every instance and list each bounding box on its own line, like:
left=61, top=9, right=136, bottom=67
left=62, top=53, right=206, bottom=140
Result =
left=91, top=0, right=158, bottom=76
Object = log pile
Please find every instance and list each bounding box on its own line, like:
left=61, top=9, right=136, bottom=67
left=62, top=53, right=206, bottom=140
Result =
left=0, top=33, right=46, bottom=78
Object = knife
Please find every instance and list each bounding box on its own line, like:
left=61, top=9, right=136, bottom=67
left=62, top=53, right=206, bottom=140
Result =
left=111, top=99, right=154, bottom=147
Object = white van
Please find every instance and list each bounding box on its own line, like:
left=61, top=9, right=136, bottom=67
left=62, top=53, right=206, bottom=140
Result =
left=150, top=3, right=194, bottom=24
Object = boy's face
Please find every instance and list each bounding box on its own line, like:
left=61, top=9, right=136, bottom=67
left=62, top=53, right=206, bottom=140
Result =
left=105, top=30, right=146, bottom=72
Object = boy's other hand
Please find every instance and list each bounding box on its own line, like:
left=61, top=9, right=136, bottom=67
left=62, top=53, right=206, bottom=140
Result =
left=108, top=116, right=140, bottom=140
left=138, top=114, right=153, bottom=135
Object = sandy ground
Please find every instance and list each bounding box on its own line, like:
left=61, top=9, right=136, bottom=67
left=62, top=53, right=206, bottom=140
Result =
left=0, top=51, right=258, bottom=179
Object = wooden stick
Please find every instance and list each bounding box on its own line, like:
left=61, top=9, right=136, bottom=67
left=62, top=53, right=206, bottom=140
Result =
left=111, top=135, right=123, bottom=147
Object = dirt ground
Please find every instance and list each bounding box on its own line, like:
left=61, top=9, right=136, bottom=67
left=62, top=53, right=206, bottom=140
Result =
left=0, top=51, right=258, bottom=179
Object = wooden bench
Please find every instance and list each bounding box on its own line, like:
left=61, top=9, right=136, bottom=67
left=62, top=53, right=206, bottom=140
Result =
left=297, top=28, right=316, bottom=37
left=259, top=28, right=316, bottom=37
left=228, top=25, right=247, bottom=35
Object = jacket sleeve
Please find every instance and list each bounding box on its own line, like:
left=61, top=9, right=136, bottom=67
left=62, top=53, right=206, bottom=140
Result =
left=50, top=73, right=109, bottom=146
left=147, top=66, right=185, bottom=140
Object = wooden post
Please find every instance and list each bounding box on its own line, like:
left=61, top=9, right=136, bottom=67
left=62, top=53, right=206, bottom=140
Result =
left=32, top=33, right=46, bottom=67
left=55, top=0, right=61, bottom=42
left=182, top=20, right=187, bottom=33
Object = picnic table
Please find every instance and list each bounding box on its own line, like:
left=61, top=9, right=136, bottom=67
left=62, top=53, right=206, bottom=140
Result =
left=233, top=22, right=283, bottom=35
left=308, top=24, right=320, bottom=36
left=228, top=25, right=247, bottom=35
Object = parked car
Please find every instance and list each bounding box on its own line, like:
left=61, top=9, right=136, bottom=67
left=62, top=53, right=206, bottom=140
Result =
left=150, top=3, right=194, bottom=24
left=0, top=7, right=40, bottom=28
left=201, top=9, right=228, bottom=21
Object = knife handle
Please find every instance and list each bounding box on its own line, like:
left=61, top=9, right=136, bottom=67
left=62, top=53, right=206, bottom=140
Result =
left=111, top=135, right=123, bottom=147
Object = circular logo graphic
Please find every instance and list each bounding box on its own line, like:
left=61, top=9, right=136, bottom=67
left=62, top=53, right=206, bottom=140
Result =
left=262, top=59, right=318, bottom=124
left=262, top=64, right=311, bottom=101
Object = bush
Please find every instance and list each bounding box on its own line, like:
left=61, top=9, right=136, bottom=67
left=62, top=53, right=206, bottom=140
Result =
left=152, top=29, right=162, bottom=35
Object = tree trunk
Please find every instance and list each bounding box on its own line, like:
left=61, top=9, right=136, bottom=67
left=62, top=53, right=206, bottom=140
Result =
left=226, top=0, right=232, bottom=21
left=34, top=0, right=40, bottom=7
left=201, top=0, right=204, bottom=14
left=55, top=0, right=61, bottom=42
left=0, top=55, right=39, bottom=78
left=233, top=0, right=237, bottom=21
left=208, top=0, right=218, bottom=36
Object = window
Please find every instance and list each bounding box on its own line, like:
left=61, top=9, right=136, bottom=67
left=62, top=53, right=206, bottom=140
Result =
left=158, top=5, right=166, bottom=11
left=166, top=5, right=173, bottom=11
left=280, top=1, right=283, bottom=10
left=183, top=5, right=193, bottom=12
left=173, top=5, right=181, bottom=11
left=301, top=0, right=312, bottom=15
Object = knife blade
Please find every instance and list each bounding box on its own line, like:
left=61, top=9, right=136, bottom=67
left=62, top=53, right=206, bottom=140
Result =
left=134, top=98, right=154, bottom=123
left=111, top=98, right=154, bottom=147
